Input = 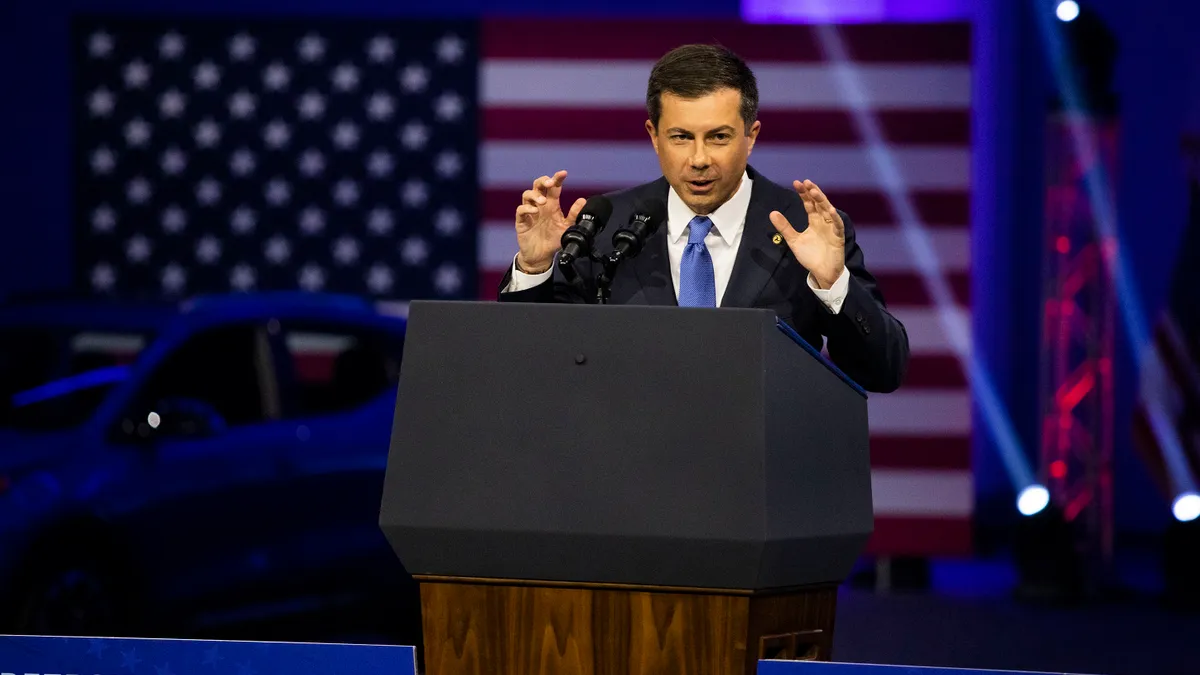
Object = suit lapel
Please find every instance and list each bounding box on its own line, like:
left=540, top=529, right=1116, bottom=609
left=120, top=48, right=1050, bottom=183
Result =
left=720, top=173, right=790, bottom=308
left=630, top=178, right=678, bottom=306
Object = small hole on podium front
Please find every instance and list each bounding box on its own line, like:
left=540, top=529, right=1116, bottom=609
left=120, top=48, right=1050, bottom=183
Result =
left=575, top=354, right=586, bottom=365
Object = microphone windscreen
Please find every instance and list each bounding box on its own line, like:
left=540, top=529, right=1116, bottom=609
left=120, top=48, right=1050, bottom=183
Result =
left=579, top=194, right=614, bottom=229
left=633, top=197, right=667, bottom=232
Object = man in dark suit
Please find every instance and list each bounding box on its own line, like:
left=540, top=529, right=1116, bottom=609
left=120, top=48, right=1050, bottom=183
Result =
left=497, top=43, right=909, bottom=394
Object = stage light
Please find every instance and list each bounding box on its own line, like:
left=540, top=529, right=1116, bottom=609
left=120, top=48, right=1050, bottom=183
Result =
left=1056, top=0, right=1080, bottom=22
left=1017, top=484, right=1051, bottom=516
left=1173, top=492, right=1200, bottom=522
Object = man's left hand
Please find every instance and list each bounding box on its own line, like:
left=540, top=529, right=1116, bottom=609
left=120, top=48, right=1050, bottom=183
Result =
left=768, top=179, right=846, bottom=288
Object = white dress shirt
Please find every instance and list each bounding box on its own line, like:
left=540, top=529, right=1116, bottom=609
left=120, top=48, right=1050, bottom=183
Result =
left=504, top=171, right=850, bottom=313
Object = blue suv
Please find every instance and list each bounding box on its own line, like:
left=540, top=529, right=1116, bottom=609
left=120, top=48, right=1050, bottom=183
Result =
left=0, top=292, right=415, bottom=641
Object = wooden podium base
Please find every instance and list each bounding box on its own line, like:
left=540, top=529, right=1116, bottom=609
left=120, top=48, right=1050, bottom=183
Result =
left=415, top=575, right=837, bottom=675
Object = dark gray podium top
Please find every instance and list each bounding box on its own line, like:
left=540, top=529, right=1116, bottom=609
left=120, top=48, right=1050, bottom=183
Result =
left=379, top=301, right=872, bottom=590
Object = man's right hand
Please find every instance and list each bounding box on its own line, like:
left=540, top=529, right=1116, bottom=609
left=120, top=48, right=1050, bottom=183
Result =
left=514, top=170, right=587, bottom=274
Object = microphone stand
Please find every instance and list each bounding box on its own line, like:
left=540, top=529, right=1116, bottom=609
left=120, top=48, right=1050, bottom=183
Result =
left=591, top=250, right=620, bottom=305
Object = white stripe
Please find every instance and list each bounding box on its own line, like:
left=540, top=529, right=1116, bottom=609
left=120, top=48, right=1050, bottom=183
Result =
left=287, top=333, right=355, bottom=353
left=871, top=468, right=973, bottom=517
left=869, top=389, right=970, bottom=435
left=855, top=226, right=969, bottom=272
left=482, top=142, right=970, bottom=190
left=482, top=61, right=970, bottom=110
left=71, top=332, right=146, bottom=352
left=479, top=222, right=967, bottom=273
left=889, top=306, right=969, bottom=355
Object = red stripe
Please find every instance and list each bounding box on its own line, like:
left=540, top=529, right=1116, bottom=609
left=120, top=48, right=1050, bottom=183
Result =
left=484, top=108, right=971, bottom=145
left=483, top=188, right=970, bottom=227
left=479, top=269, right=507, bottom=300
left=902, top=354, right=967, bottom=388
left=875, top=271, right=970, bottom=305
left=870, top=436, right=969, bottom=470
left=866, top=516, right=972, bottom=556
left=483, top=20, right=970, bottom=64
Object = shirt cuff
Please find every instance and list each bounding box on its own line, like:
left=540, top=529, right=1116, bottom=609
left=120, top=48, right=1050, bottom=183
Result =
left=807, top=266, right=850, bottom=314
left=503, top=254, right=554, bottom=293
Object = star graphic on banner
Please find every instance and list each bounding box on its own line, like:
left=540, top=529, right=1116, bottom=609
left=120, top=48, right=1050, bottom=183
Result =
left=230, top=264, right=257, bottom=291
left=159, top=89, right=187, bottom=118
left=265, top=178, right=292, bottom=206
left=333, top=179, right=360, bottom=207
left=161, top=205, right=187, bottom=233
left=124, top=117, right=151, bottom=147
left=297, top=33, right=325, bottom=62
left=399, top=63, right=429, bottom=94
left=161, top=262, right=187, bottom=294
left=366, top=264, right=394, bottom=293
left=161, top=147, right=187, bottom=175
left=88, top=87, right=115, bottom=117
left=297, top=90, right=326, bottom=120
left=193, top=61, right=221, bottom=90
left=434, top=263, right=463, bottom=294
left=263, top=61, right=291, bottom=91
left=366, top=150, right=394, bottom=178
left=92, top=205, right=117, bottom=232
left=333, top=236, right=361, bottom=265
left=229, top=90, right=257, bottom=119
left=263, top=119, right=291, bottom=149
left=195, top=177, right=222, bottom=206
left=126, top=235, right=151, bottom=264
left=91, top=146, right=116, bottom=174
left=299, top=263, right=326, bottom=290
left=123, top=59, right=151, bottom=89
left=230, top=206, right=257, bottom=234
left=87, top=638, right=109, bottom=656
left=88, top=31, right=114, bottom=58
left=159, top=32, right=185, bottom=60
left=299, top=206, right=326, bottom=235
left=435, top=150, right=462, bottom=178
left=400, top=179, right=428, bottom=208
left=367, top=207, right=393, bottom=235
left=332, top=120, right=360, bottom=150
left=331, top=62, right=360, bottom=92
left=436, top=34, right=466, bottom=64
left=367, top=35, right=395, bottom=63
left=265, top=235, right=292, bottom=265
left=230, top=148, right=257, bottom=176
left=434, top=92, right=464, bottom=122
left=91, top=263, right=116, bottom=291
left=126, top=176, right=152, bottom=205
left=196, top=235, right=222, bottom=264
left=201, top=645, right=223, bottom=666
left=401, top=236, right=429, bottom=266
left=366, top=91, right=395, bottom=121
left=298, top=149, right=325, bottom=177
left=399, top=120, right=429, bottom=150
left=229, top=33, right=256, bottom=61
left=194, top=119, right=221, bottom=148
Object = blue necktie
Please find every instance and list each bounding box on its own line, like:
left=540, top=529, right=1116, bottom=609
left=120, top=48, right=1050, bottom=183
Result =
left=678, top=215, right=716, bottom=307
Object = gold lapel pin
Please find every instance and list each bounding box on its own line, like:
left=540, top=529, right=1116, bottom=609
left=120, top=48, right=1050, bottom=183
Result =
left=772, top=233, right=783, bottom=245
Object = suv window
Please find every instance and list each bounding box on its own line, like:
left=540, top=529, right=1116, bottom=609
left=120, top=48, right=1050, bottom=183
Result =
left=277, top=322, right=402, bottom=417
left=119, top=322, right=276, bottom=438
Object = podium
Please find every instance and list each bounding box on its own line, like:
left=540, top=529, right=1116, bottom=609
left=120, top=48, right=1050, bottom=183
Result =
left=379, top=301, right=873, bottom=675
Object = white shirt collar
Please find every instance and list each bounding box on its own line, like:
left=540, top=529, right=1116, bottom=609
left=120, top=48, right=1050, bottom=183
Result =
left=666, top=170, right=752, bottom=247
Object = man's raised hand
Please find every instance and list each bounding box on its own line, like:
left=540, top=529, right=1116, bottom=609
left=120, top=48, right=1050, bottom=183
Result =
left=514, top=170, right=587, bottom=274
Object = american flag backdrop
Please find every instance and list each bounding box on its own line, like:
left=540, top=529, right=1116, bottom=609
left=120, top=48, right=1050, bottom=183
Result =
left=73, top=18, right=974, bottom=556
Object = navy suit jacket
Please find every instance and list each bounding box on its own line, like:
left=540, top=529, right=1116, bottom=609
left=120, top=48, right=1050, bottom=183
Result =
left=498, top=165, right=910, bottom=393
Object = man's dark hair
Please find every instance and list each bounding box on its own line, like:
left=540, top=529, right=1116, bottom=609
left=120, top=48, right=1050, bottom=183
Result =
left=646, top=44, right=759, bottom=132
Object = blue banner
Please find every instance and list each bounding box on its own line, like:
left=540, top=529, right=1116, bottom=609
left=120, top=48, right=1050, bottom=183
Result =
left=759, top=661, right=1091, bottom=675
left=0, top=635, right=416, bottom=675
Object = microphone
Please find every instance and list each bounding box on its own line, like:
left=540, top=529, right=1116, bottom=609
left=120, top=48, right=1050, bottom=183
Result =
left=559, top=195, right=613, bottom=264
left=610, top=197, right=667, bottom=261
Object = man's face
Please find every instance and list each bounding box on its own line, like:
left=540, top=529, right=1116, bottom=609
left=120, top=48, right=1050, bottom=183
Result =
left=646, top=87, right=760, bottom=215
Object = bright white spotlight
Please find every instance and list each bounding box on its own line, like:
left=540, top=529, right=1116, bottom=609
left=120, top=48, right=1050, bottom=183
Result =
left=1173, top=492, right=1200, bottom=522
left=1056, top=0, right=1080, bottom=22
left=1018, top=485, right=1051, bottom=516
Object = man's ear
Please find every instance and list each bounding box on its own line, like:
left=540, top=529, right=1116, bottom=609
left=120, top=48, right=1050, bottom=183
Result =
left=746, top=119, right=761, bottom=154
left=645, top=119, right=660, bottom=156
